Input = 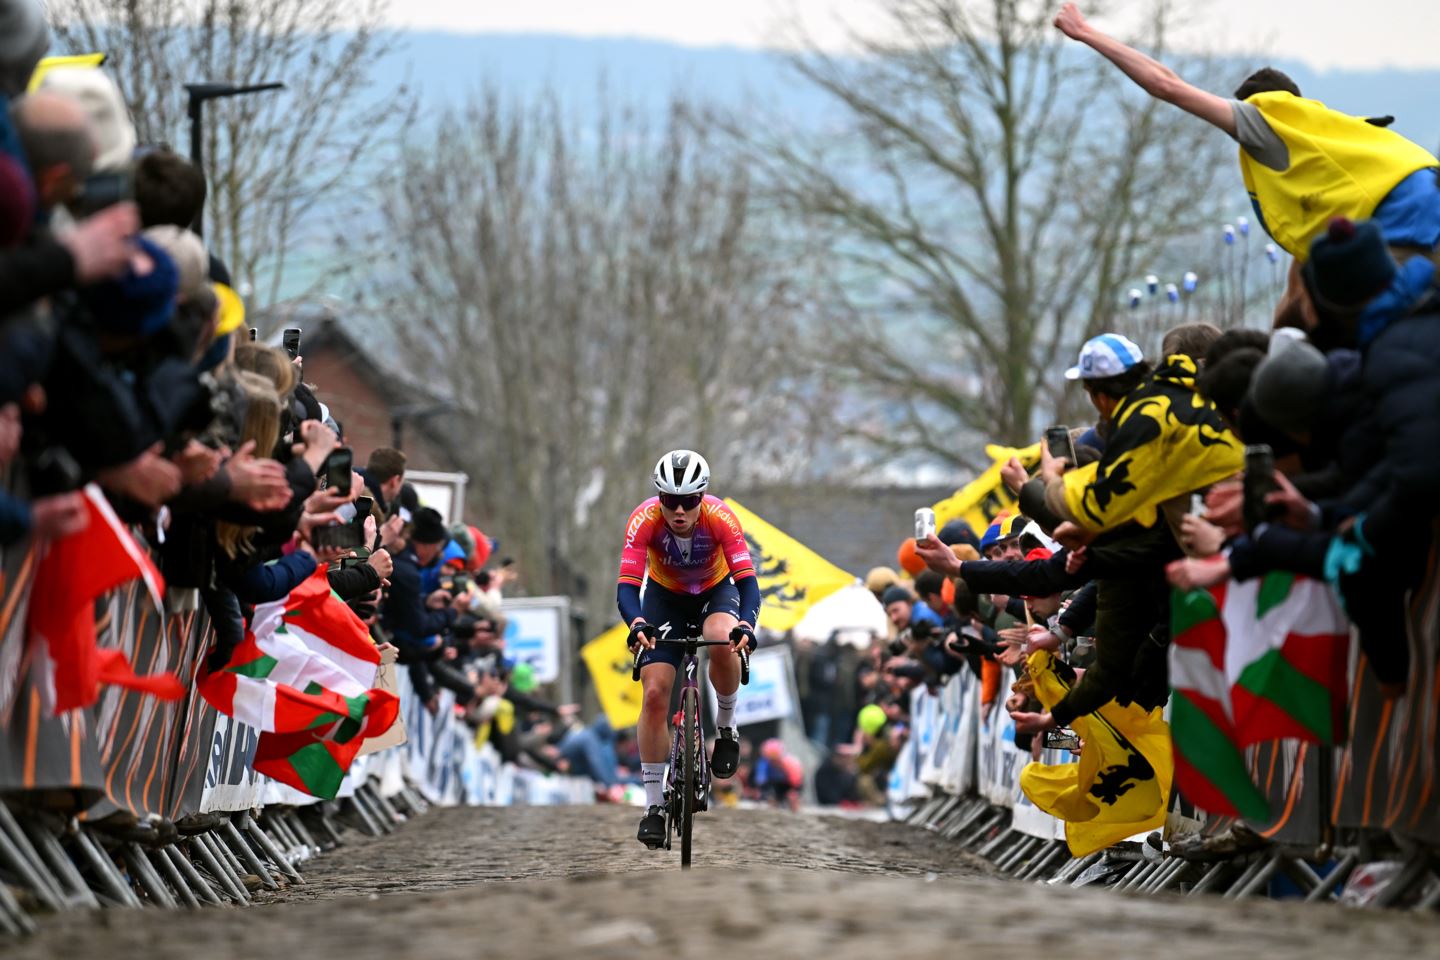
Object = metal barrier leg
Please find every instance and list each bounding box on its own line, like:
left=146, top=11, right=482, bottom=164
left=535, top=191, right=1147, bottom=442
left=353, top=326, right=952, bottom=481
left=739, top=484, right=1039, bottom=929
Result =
left=220, top=820, right=279, bottom=891
left=273, top=811, right=313, bottom=861
left=1116, top=860, right=1158, bottom=892
left=997, top=836, right=1039, bottom=874
left=926, top=796, right=963, bottom=831
left=245, top=814, right=305, bottom=885
left=1414, top=876, right=1440, bottom=913
left=0, top=804, right=66, bottom=911
left=341, top=794, right=384, bottom=838
left=149, top=847, right=198, bottom=908
left=307, top=807, right=345, bottom=849
left=949, top=806, right=991, bottom=844
left=1281, top=857, right=1322, bottom=895
left=1049, top=851, right=1098, bottom=886
left=23, top=818, right=100, bottom=909
left=193, top=833, right=249, bottom=904
left=165, top=844, right=224, bottom=907
left=943, top=802, right=988, bottom=840
left=257, top=811, right=297, bottom=864
left=977, top=827, right=1017, bottom=861
left=1145, top=858, right=1191, bottom=894
left=1189, top=860, right=1234, bottom=896
left=908, top=795, right=944, bottom=826
left=1305, top=852, right=1358, bottom=903
left=209, top=824, right=252, bottom=881
left=355, top=787, right=395, bottom=835
left=1143, top=858, right=1185, bottom=894
left=1019, top=841, right=1067, bottom=882
left=0, top=875, right=35, bottom=935
left=1228, top=853, right=1284, bottom=899
left=285, top=811, right=321, bottom=855
left=121, top=843, right=177, bottom=908
left=1373, top=854, right=1434, bottom=909
left=74, top=829, right=142, bottom=908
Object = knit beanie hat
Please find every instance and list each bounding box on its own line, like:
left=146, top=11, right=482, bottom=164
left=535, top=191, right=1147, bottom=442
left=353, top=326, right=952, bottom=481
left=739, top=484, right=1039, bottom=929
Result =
left=0, top=0, right=48, bottom=97
left=410, top=506, right=449, bottom=545
left=1250, top=335, right=1328, bottom=436
left=81, top=234, right=179, bottom=337
left=879, top=584, right=914, bottom=608
left=937, top=518, right=978, bottom=549
left=1303, top=218, right=1397, bottom=312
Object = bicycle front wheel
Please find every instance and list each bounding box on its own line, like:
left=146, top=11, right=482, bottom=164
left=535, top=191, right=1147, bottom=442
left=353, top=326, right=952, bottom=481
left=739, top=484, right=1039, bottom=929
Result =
left=680, top=686, right=697, bottom=869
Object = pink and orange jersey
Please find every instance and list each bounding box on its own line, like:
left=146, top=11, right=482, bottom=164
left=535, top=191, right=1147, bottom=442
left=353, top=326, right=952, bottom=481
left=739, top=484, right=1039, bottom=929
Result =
left=617, top=495, right=756, bottom=596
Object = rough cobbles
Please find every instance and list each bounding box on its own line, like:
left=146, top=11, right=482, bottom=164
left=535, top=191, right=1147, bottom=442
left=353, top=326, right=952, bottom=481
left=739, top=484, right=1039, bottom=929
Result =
left=9, top=806, right=1437, bottom=960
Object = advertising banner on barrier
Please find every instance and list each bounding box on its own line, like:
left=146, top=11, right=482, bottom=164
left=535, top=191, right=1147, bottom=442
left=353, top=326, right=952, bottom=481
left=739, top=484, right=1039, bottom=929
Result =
left=500, top=597, right=570, bottom=686
left=938, top=671, right=980, bottom=797
left=708, top=646, right=797, bottom=728
left=201, top=714, right=266, bottom=812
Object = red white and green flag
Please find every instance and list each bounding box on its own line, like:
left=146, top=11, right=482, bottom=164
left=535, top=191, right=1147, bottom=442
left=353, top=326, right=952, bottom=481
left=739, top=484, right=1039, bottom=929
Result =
left=200, top=566, right=398, bottom=799
left=1169, top=572, right=1350, bottom=820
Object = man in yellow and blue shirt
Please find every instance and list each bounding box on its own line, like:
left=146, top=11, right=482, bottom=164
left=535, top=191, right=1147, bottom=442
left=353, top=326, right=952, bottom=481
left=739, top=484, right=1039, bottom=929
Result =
left=1054, top=3, right=1440, bottom=263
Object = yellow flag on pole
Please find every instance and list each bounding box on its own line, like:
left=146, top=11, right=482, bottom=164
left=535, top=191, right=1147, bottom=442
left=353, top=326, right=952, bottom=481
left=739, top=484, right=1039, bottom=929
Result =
left=722, top=498, right=854, bottom=632
left=581, top=623, right=644, bottom=729
left=1019, top=650, right=1174, bottom=857
left=930, top=442, right=1041, bottom=535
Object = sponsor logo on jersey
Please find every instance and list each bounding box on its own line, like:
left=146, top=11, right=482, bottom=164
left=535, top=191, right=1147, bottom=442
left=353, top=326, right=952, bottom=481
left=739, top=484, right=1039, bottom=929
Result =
left=623, top=503, right=655, bottom=551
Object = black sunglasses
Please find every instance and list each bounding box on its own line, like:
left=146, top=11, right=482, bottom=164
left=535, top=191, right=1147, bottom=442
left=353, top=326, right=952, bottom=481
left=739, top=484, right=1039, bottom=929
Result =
left=659, top=493, right=703, bottom=511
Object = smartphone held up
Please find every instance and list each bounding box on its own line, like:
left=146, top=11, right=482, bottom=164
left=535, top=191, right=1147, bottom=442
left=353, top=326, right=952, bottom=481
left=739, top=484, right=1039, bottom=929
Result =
left=914, top=507, right=936, bottom=542
left=1045, top=424, right=1076, bottom=467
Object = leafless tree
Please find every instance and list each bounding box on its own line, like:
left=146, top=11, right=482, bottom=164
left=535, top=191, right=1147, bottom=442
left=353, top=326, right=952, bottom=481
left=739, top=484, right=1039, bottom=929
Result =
left=371, top=89, right=826, bottom=608
left=48, top=0, right=404, bottom=309
left=727, top=0, right=1231, bottom=467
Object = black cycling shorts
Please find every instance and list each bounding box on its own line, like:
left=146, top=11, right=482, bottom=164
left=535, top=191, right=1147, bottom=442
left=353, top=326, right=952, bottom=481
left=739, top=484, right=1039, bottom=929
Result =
left=637, top=579, right=741, bottom=669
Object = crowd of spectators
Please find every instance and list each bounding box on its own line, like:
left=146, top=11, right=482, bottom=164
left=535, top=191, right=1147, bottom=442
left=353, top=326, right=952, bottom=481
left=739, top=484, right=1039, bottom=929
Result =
left=785, top=5, right=1440, bottom=818
left=0, top=3, right=622, bottom=813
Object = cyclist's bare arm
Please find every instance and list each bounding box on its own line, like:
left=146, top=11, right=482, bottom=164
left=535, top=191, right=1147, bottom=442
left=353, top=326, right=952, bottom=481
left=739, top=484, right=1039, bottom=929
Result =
left=1054, top=2, right=1235, bottom=136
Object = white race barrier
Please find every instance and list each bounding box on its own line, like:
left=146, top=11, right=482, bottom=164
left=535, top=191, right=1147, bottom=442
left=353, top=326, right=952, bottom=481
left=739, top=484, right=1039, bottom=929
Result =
left=891, top=668, right=1068, bottom=841
left=198, top=677, right=597, bottom=812
left=394, top=678, right=596, bottom=808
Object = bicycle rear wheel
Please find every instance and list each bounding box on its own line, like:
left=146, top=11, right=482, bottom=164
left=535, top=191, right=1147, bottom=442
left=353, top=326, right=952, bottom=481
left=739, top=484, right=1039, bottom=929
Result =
left=680, top=686, right=697, bottom=869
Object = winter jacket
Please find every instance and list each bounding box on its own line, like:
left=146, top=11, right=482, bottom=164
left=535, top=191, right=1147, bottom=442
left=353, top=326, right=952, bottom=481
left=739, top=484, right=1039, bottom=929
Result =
left=381, top=545, right=455, bottom=654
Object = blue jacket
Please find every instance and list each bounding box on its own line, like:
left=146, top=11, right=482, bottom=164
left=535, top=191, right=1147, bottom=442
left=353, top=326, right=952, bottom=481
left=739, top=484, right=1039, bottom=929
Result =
left=381, top=545, right=455, bottom=654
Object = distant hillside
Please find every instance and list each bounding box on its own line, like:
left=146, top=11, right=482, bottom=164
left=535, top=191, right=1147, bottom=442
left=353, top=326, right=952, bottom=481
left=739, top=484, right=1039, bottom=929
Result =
left=375, top=32, right=1440, bottom=151
left=273, top=33, right=1439, bottom=301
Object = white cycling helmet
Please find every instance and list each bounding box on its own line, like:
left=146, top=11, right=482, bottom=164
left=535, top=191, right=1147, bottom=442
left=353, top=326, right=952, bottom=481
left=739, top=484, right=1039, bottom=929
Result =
left=653, top=449, right=710, bottom=496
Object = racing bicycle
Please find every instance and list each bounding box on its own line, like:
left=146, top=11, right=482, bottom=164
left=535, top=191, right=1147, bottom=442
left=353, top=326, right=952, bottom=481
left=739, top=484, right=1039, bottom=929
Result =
left=631, top=637, right=750, bottom=869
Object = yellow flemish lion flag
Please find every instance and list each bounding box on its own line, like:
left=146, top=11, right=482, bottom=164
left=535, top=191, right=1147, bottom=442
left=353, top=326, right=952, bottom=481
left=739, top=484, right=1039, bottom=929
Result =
left=931, top=442, right=1041, bottom=535
left=721, top=499, right=854, bottom=632
left=581, top=624, right=645, bottom=729
left=582, top=501, right=853, bottom=728
left=1019, top=650, right=1174, bottom=857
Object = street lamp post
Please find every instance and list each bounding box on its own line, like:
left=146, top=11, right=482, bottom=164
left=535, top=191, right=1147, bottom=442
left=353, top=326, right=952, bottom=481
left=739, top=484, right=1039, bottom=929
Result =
left=183, top=81, right=285, bottom=238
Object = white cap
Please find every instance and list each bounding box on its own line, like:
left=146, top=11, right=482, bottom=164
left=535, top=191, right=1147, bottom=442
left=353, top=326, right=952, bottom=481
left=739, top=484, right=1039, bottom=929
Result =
left=1064, top=333, right=1146, bottom=380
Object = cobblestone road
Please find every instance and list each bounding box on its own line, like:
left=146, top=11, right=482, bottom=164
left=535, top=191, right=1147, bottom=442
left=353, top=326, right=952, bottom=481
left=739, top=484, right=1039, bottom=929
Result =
left=11, top=806, right=1438, bottom=959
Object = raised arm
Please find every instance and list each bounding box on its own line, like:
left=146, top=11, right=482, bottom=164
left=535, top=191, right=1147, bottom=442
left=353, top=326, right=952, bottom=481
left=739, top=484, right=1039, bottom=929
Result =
left=1054, top=3, right=1235, bottom=136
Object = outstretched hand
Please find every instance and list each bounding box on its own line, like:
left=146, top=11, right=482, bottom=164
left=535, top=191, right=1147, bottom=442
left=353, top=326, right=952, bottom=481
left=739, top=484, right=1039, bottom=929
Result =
left=1053, top=3, right=1091, bottom=41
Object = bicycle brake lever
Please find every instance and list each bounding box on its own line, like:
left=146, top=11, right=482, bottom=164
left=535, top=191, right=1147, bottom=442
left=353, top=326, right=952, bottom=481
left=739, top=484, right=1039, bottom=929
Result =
left=739, top=648, right=750, bottom=686
left=631, top=647, right=642, bottom=682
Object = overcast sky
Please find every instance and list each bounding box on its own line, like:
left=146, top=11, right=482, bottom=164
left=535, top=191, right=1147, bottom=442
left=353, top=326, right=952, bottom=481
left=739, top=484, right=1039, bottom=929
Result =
left=390, top=1, right=1440, bottom=72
